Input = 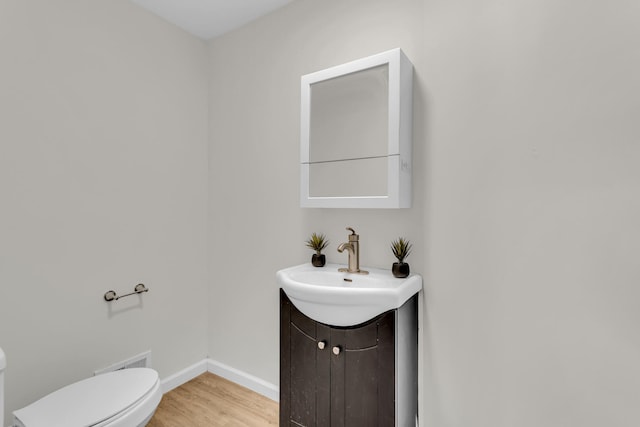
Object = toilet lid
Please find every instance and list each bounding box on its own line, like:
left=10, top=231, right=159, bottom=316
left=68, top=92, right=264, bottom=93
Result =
left=14, top=368, right=159, bottom=427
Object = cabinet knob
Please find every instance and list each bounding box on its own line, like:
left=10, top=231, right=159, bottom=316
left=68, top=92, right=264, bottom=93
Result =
left=317, top=341, right=326, bottom=350
left=332, top=346, right=341, bottom=355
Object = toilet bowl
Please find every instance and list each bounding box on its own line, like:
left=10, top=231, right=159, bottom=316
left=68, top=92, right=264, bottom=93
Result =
left=13, top=367, right=162, bottom=427
left=0, top=348, right=162, bottom=427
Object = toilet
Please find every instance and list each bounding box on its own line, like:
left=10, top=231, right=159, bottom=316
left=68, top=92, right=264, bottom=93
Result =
left=0, top=347, right=162, bottom=427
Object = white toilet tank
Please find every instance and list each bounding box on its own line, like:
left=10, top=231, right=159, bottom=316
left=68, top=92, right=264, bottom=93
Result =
left=0, top=346, right=6, bottom=426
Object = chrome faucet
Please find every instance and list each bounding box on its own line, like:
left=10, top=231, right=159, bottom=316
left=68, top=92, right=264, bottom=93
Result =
left=337, top=227, right=368, bottom=275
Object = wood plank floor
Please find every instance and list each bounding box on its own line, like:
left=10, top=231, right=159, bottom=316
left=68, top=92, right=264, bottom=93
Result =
left=147, top=372, right=278, bottom=426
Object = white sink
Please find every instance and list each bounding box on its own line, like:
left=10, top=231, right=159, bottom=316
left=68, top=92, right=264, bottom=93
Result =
left=277, top=263, right=422, bottom=326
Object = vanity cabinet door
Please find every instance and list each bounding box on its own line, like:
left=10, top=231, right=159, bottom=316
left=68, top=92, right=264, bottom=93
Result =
left=330, top=310, right=395, bottom=427
left=281, top=289, right=322, bottom=426
left=280, top=289, right=396, bottom=426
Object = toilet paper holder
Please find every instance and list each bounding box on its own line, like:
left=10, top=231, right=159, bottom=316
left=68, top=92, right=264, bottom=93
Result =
left=104, top=283, right=149, bottom=302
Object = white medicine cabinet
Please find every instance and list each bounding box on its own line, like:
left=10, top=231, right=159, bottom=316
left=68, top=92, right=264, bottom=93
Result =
left=300, top=48, right=414, bottom=208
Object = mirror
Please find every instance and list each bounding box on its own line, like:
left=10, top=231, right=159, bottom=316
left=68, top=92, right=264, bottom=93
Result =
left=300, top=48, right=413, bottom=208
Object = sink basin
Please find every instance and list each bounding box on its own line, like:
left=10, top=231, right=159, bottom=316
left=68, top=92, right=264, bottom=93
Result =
left=276, top=263, right=422, bottom=326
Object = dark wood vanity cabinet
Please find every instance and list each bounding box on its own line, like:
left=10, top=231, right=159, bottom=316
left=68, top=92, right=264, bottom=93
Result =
left=280, top=289, right=418, bottom=427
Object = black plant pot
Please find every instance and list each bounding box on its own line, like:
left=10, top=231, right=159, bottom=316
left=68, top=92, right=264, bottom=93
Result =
left=311, top=254, right=326, bottom=267
left=392, top=262, right=410, bottom=278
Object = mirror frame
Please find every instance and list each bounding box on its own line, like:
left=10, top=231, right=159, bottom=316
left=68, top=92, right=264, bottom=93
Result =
left=300, top=48, right=413, bottom=208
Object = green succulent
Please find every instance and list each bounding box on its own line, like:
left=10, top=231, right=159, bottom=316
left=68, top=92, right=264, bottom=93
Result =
left=306, top=232, right=329, bottom=255
left=391, top=237, right=412, bottom=263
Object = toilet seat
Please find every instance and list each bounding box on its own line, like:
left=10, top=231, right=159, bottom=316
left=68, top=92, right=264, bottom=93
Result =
left=13, top=368, right=162, bottom=427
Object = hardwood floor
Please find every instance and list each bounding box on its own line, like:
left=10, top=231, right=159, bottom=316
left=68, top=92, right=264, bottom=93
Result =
left=147, top=372, right=278, bottom=426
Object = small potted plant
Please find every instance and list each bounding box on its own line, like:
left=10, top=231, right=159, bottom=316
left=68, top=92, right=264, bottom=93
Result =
left=306, top=232, right=329, bottom=267
left=391, top=237, right=412, bottom=278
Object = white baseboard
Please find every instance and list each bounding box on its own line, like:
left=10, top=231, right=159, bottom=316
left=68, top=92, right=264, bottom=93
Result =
left=159, top=358, right=279, bottom=402
left=206, top=359, right=279, bottom=402
left=160, top=359, right=208, bottom=394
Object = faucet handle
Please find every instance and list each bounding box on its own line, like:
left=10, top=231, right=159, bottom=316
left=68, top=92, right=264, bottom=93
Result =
left=346, top=227, right=359, bottom=241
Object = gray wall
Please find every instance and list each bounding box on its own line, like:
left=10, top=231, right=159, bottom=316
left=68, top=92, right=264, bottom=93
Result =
left=422, top=1, right=640, bottom=425
left=207, top=0, right=426, bottom=393
left=208, top=0, right=640, bottom=426
left=0, top=1, right=209, bottom=425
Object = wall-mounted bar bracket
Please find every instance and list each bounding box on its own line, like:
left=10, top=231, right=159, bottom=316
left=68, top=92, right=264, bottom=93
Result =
left=104, top=283, right=149, bottom=302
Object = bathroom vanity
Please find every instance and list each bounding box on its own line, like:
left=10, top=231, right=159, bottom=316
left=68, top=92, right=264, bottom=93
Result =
left=277, top=263, right=421, bottom=426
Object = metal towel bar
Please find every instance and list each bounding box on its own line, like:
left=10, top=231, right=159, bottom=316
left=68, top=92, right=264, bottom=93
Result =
left=104, top=283, right=149, bottom=302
